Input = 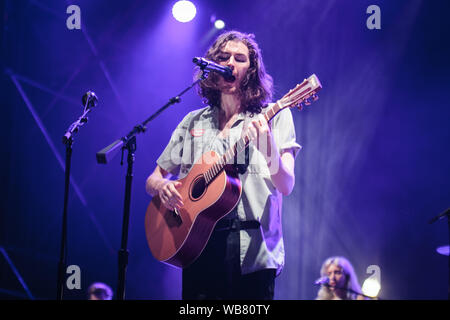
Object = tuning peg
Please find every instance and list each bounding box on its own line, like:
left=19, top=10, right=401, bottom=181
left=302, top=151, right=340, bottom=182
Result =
left=312, top=94, right=319, bottom=101
left=304, top=98, right=312, bottom=106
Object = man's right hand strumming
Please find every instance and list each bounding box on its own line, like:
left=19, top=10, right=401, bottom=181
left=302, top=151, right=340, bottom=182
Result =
left=146, top=165, right=184, bottom=211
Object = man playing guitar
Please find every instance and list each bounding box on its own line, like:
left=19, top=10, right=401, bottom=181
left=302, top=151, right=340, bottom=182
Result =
left=145, top=30, right=302, bottom=300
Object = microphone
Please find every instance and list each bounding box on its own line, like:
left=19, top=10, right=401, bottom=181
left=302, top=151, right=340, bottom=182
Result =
left=82, top=91, right=98, bottom=110
left=193, top=57, right=236, bottom=82
left=314, top=276, right=330, bottom=286
left=63, top=91, right=98, bottom=144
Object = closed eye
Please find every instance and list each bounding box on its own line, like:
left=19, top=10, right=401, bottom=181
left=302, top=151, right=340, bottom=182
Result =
left=217, top=53, right=248, bottom=63
left=217, top=54, right=230, bottom=61
left=235, top=54, right=247, bottom=62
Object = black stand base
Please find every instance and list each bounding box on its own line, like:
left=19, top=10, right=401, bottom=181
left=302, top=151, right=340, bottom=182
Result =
left=116, top=136, right=136, bottom=300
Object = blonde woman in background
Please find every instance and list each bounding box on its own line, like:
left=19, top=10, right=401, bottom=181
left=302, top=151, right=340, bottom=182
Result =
left=316, top=256, right=365, bottom=300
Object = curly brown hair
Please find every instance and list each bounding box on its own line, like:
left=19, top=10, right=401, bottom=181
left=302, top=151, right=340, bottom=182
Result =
left=196, top=31, right=273, bottom=114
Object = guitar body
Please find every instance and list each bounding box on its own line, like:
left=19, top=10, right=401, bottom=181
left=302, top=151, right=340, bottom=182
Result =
left=144, top=151, right=242, bottom=268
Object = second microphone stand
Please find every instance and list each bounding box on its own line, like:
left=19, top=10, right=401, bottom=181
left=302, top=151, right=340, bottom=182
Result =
left=315, top=282, right=379, bottom=300
left=429, top=207, right=450, bottom=300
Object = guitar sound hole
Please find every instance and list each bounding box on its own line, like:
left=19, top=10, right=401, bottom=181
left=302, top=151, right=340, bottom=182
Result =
left=191, top=175, right=206, bottom=200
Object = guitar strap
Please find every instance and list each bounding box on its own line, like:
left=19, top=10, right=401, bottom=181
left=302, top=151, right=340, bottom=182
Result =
left=216, top=112, right=251, bottom=222
left=233, top=112, right=251, bottom=175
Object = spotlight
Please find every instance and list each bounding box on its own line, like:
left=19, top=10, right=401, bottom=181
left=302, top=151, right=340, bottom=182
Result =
left=361, top=278, right=381, bottom=298
left=214, top=19, right=225, bottom=30
left=172, top=1, right=197, bottom=23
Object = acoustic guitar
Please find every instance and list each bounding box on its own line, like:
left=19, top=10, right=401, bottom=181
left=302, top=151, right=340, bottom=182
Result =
left=145, top=74, right=322, bottom=268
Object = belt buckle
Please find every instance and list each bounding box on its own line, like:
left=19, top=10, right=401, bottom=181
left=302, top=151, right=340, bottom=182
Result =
left=230, top=219, right=240, bottom=231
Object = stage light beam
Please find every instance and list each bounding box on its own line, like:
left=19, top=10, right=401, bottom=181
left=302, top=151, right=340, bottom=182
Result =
left=172, top=1, right=197, bottom=23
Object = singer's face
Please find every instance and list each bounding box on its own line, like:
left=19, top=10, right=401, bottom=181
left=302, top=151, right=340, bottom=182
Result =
left=217, top=40, right=250, bottom=94
left=326, top=264, right=346, bottom=291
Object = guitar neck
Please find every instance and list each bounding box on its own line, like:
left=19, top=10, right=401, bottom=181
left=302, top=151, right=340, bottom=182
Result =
left=203, top=74, right=321, bottom=185
left=204, top=102, right=283, bottom=184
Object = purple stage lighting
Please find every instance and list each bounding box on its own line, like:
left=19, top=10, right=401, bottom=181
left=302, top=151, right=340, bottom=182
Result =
left=172, top=1, right=197, bottom=23
left=214, top=19, right=225, bottom=30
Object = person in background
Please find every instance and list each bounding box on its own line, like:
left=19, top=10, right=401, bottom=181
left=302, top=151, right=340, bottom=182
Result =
left=316, top=256, right=365, bottom=300
left=87, top=282, right=113, bottom=300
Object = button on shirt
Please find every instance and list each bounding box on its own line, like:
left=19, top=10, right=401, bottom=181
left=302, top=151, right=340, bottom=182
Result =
left=156, top=105, right=301, bottom=275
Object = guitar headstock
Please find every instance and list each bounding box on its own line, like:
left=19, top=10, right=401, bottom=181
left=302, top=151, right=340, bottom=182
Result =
left=278, top=74, right=322, bottom=111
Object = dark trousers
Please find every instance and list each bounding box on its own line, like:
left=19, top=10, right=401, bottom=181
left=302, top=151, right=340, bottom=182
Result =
left=182, top=224, right=276, bottom=300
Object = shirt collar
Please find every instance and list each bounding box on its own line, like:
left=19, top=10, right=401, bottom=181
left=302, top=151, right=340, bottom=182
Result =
left=201, top=105, right=248, bottom=128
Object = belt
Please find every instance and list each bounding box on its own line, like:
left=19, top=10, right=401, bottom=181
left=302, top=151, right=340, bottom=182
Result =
left=214, top=219, right=261, bottom=232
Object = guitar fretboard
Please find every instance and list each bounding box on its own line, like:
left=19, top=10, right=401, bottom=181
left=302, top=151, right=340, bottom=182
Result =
left=204, top=102, right=282, bottom=184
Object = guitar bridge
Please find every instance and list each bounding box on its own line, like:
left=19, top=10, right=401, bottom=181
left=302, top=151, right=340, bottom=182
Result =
left=163, top=208, right=182, bottom=228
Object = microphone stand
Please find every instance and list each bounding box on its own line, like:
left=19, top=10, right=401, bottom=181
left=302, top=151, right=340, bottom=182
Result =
left=56, top=92, right=98, bottom=300
left=315, top=282, right=378, bottom=300
left=96, top=70, right=210, bottom=300
left=429, top=207, right=450, bottom=300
